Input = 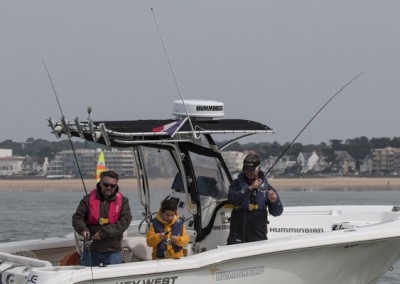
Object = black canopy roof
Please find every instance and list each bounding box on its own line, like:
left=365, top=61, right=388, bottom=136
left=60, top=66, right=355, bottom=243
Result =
left=53, top=118, right=274, bottom=147
left=98, top=119, right=272, bottom=133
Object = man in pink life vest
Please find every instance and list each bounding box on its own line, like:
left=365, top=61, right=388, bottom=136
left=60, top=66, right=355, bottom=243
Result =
left=72, top=170, right=132, bottom=266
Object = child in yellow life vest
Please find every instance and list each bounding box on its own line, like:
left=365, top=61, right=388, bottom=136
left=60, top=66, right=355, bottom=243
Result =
left=146, top=199, right=190, bottom=259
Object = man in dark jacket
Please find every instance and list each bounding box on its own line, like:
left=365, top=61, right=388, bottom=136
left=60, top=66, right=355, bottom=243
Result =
left=227, top=153, right=283, bottom=245
left=72, top=170, right=132, bottom=266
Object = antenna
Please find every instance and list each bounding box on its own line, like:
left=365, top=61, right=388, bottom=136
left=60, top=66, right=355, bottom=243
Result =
left=87, top=106, right=92, bottom=120
left=150, top=8, right=198, bottom=139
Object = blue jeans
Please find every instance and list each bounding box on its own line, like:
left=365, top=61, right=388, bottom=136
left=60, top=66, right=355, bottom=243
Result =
left=80, top=249, right=123, bottom=267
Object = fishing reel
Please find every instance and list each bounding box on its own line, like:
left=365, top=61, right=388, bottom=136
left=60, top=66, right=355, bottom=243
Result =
left=83, top=236, right=93, bottom=248
left=259, top=181, right=269, bottom=192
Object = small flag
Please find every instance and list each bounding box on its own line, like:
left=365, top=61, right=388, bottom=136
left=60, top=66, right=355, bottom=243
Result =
left=152, top=120, right=184, bottom=136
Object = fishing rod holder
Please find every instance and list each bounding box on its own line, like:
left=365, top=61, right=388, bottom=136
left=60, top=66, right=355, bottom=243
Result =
left=99, top=123, right=111, bottom=146
left=47, top=117, right=62, bottom=138
left=74, top=117, right=85, bottom=139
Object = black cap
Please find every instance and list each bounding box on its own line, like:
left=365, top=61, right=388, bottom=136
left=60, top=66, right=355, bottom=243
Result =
left=242, top=153, right=261, bottom=172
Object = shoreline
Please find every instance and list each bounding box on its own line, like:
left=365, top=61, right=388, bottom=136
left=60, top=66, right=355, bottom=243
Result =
left=1, top=177, right=400, bottom=192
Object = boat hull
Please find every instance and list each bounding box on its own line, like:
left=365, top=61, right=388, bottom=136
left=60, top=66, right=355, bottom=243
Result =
left=28, top=235, right=400, bottom=284
left=2, top=205, right=400, bottom=284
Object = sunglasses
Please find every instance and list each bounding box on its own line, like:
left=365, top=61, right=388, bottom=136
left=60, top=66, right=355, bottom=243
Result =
left=245, top=166, right=260, bottom=174
left=101, top=181, right=117, bottom=189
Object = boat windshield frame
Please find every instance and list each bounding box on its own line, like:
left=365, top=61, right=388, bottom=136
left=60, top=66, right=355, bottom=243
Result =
left=131, top=134, right=233, bottom=237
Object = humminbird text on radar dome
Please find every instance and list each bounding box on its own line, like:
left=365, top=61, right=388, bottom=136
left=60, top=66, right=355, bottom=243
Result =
left=196, top=105, right=223, bottom=111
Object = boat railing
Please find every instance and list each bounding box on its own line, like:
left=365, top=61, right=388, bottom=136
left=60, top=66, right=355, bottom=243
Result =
left=0, top=252, right=52, bottom=268
left=282, top=209, right=341, bottom=216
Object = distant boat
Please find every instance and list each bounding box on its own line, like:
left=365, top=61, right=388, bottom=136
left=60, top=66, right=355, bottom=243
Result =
left=95, top=150, right=107, bottom=182
left=45, top=174, right=73, bottom=179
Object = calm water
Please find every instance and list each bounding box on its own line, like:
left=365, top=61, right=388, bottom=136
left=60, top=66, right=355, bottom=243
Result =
left=1, top=188, right=400, bottom=283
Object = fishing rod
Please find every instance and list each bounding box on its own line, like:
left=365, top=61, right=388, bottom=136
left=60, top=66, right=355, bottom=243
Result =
left=264, top=72, right=364, bottom=177
left=236, top=73, right=364, bottom=244
left=140, top=195, right=221, bottom=237
left=42, top=61, right=88, bottom=195
left=83, top=237, right=95, bottom=282
left=164, top=199, right=221, bottom=237
left=43, top=61, right=96, bottom=283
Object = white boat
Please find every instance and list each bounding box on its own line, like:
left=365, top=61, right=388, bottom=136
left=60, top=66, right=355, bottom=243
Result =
left=1, top=99, right=400, bottom=284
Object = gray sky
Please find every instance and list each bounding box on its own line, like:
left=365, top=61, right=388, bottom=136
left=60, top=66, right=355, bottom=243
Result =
left=1, top=0, right=399, bottom=145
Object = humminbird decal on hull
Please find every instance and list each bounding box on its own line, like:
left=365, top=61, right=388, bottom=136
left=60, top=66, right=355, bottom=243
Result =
left=215, top=266, right=264, bottom=281
left=196, top=105, right=223, bottom=111
left=269, top=227, right=324, bottom=233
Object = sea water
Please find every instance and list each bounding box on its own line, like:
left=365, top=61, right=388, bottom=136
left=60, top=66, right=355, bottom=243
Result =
left=1, top=188, right=400, bottom=283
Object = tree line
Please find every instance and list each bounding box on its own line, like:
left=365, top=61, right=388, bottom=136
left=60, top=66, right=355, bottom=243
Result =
left=2, top=136, right=400, bottom=165
left=223, top=136, right=400, bottom=163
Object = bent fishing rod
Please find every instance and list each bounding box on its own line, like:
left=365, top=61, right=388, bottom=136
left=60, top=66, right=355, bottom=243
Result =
left=264, top=72, right=364, bottom=177
left=235, top=73, right=365, bottom=242
left=42, top=61, right=88, bottom=195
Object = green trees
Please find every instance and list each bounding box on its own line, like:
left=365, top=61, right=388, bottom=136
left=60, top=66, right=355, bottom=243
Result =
left=1, top=136, right=400, bottom=172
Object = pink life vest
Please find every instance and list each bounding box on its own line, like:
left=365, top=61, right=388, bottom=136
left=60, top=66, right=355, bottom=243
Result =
left=88, top=189, right=123, bottom=225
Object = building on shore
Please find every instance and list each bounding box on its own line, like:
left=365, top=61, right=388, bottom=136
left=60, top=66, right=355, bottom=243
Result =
left=334, top=151, right=357, bottom=174
left=47, top=148, right=135, bottom=177
left=0, top=149, right=12, bottom=158
left=0, top=155, right=25, bottom=176
left=297, top=151, right=320, bottom=173
left=373, top=147, right=400, bottom=175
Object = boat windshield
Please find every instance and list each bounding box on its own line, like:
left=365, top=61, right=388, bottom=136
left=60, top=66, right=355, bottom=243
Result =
left=140, top=147, right=180, bottom=214
left=137, top=145, right=230, bottom=229
left=189, top=152, right=229, bottom=200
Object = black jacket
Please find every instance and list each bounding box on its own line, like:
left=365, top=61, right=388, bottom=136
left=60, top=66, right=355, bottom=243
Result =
left=72, top=183, right=132, bottom=252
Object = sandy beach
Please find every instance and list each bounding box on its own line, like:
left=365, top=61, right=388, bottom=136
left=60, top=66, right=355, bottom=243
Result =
left=1, top=177, right=400, bottom=192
